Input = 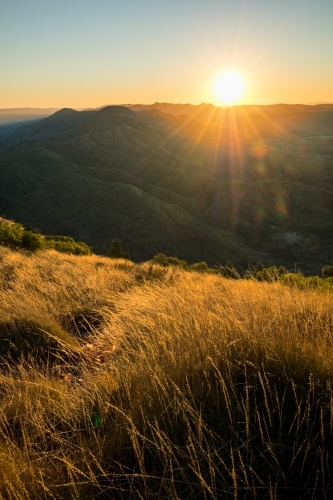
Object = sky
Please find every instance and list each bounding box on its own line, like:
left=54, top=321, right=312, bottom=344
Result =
left=1, top=0, right=333, bottom=108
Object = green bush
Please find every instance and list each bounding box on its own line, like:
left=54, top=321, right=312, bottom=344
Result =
left=256, top=266, right=280, bottom=282
left=152, top=253, right=188, bottom=268
left=107, top=239, right=130, bottom=259
left=53, top=240, right=92, bottom=255
left=152, top=254, right=217, bottom=274
left=0, top=221, right=23, bottom=247
left=246, top=265, right=288, bottom=282
left=45, top=235, right=92, bottom=255
left=21, top=231, right=45, bottom=251
left=190, top=261, right=208, bottom=272
left=190, top=261, right=217, bottom=273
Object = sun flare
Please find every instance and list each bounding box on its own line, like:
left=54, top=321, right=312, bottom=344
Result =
left=213, top=71, right=245, bottom=106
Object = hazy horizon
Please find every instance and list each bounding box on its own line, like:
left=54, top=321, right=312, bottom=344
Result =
left=2, top=0, right=333, bottom=109
left=1, top=101, right=333, bottom=116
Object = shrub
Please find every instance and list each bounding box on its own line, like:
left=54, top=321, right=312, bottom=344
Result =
left=44, top=236, right=92, bottom=255
left=152, top=253, right=188, bottom=268
left=190, top=261, right=209, bottom=272
left=247, top=265, right=288, bottom=282
left=0, top=221, right=23, bottom=247
left=21, top=231, right=45, bottom=251
left=256, top=266, right=281, bottom=282
left=218, top=260, right=239, bottom=278
left=53, top=240, right=92, bottom=255
left=107, top=239, right=130, bottom=259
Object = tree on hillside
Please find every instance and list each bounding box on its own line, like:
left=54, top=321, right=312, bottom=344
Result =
left=107, top=239, right=130, bottom=259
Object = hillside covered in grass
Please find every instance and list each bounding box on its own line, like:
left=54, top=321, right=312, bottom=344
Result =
left=1, top=103, right=333, bottom=269
left=1, top=246, right=333, bottom=498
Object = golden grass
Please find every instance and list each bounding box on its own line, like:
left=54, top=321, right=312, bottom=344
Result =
left=0, top=247, right=332, bottom=498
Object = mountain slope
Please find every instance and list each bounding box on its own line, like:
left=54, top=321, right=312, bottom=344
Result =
left=0, top=104, right=333, bottom=268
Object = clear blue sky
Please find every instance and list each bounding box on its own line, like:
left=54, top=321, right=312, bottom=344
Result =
left=1, top=0, right=333, bottom=107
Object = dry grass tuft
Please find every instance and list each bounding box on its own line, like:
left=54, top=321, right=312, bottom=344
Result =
left=0, top=247, right=332, bottom=498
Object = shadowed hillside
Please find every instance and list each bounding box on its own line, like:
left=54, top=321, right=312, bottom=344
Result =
left=0, top=103, right=333, bottom=268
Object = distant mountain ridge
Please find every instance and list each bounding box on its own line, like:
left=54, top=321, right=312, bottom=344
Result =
left=0, top=108, right=60, bottom=115
left=0, top=103, right=333, bottom=270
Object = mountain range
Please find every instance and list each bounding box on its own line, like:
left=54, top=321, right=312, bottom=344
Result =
left=0, top=102, right=333, bottom=269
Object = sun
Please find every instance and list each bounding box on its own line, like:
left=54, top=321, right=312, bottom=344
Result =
left=213, top=71, right=245, bottom=106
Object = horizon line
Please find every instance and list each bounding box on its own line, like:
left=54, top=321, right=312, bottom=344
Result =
left=1, top=101, right=333, bottom=115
